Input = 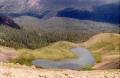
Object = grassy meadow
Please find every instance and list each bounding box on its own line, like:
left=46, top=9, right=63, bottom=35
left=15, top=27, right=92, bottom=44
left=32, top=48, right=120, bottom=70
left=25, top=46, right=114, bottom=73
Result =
left=81, top=33, right=120, bottom=63
left=0, top=41, right=77, bottom=65
left=0, top=32, right=120, bottom=69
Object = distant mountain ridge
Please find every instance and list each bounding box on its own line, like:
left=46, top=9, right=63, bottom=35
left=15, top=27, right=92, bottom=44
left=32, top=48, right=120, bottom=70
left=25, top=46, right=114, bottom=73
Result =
left=57, top=3, right=120, bottom=24
left=0, top=16, right=20, bottom=29
left=0, top=0, right=119, bottom=24
left=14, top=16, right=119, bottom=33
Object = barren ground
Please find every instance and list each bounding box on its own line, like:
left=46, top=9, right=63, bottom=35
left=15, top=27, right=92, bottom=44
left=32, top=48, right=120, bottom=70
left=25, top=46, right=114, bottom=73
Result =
left=0, top=63, right=120, bottom=78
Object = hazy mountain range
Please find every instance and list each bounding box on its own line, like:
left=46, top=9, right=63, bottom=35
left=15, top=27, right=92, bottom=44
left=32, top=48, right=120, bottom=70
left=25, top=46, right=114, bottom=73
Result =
left=0, top=0, right=119, bottom=24
left=0, top=0, right=119, bottom=49
left=14, top=16, right=119, bottom=32
left=57, top=3, right=120, bottom=24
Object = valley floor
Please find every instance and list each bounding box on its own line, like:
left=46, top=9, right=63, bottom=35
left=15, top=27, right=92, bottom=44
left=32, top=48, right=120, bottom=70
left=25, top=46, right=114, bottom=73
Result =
left=0, top=63, right=120, bottom=78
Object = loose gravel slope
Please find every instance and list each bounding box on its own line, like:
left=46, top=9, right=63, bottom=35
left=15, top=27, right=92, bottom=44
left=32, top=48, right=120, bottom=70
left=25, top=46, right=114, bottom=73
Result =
left=0, top=63, right=119, bottom=78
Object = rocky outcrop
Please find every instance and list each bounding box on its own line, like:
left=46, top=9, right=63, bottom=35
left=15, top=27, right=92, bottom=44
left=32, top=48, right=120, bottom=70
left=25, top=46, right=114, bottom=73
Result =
left=0, top=16, right=20, bottom=29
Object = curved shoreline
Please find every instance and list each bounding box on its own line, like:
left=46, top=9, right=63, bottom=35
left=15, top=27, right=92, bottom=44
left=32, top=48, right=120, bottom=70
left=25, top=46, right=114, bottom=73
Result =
left=32, top=47, right=96, bottom=70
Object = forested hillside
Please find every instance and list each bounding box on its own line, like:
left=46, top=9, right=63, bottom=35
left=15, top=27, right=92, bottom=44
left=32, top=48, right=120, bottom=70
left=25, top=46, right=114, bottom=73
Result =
left=0, top=25, right=90, bottom=49
left=0, top=16, right=119, bottom=49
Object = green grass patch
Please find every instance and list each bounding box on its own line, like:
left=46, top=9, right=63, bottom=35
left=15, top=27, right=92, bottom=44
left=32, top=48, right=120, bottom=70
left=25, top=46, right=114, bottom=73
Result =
left=92, top=52, right=102, bottom=63
left=12, top=41, right=77, bottom=65
left=90, top=34, right=120, bottom=53
left=82, top=65, right=93, bottom=71
left=12, top=52, right=35, bottom=65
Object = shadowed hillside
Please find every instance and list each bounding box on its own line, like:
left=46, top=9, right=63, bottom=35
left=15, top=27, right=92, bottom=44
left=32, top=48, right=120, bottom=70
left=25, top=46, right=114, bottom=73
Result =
left=57, top=3, right=120, bottom=24
left=0, top=16, right=20, bottom=29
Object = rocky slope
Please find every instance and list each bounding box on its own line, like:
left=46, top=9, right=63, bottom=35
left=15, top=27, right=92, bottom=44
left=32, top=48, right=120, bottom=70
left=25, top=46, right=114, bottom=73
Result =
left=0, top=63, right=120, bottom=78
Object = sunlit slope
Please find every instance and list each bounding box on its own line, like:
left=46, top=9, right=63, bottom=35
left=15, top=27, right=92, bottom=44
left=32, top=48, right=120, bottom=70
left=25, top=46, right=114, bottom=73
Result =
left=81, top=33, right=120, bottom=69
left=17, top=41, right=76, bottom=60
left=0, top=46, right=18, bottom=62
left=0, top=41, right=77, bottom=65
left=82, top=33, right=120, bottom=54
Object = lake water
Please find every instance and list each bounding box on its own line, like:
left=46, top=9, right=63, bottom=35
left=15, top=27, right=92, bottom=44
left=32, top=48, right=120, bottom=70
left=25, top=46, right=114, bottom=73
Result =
left=32, top=47, right=96, bottom=70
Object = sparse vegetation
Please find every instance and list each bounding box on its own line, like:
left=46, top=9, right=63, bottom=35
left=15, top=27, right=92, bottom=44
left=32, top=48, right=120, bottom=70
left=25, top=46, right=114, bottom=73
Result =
left=0, top=63, right=120, bottom=78
left=10, top=41, right=76, bottom=65
left=89, top=33, right=120, bottom=54
left=82, top=65, right=93, bottom=71
left=12, top=52, right=35, bottom=65
left=82, top=33, right=120, bottom=63
left=93, top=52, right=102, bottom=63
